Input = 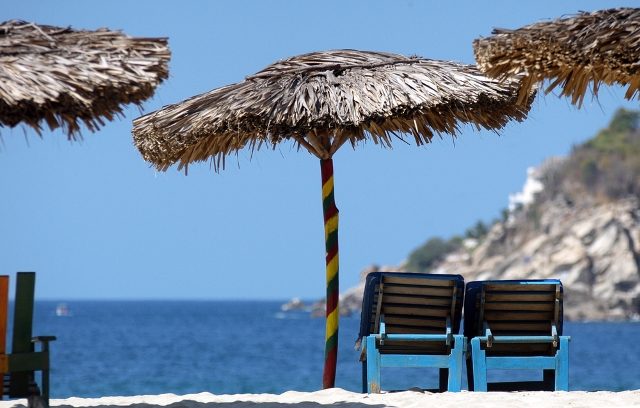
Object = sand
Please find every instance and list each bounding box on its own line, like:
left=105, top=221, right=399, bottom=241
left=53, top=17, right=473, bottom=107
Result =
left=1, top=389, right=639, bottom=408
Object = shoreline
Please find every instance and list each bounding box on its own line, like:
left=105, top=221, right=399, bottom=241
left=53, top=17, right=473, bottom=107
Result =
left=2, top=389, right=639, bottom=408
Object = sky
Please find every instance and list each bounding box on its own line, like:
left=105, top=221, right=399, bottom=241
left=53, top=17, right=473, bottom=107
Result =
left=1, top=1, right=638, bottom=300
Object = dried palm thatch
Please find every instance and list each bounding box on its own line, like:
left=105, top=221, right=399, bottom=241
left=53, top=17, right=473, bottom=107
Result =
left=474, top=8, right=640, bottom=107
left=133, top=49, right=533, bottom=171
left=0, top=20, right=170, bottom=139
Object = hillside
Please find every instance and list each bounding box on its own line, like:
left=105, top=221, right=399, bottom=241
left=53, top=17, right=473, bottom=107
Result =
left=322, top=108, right=640, bottom=320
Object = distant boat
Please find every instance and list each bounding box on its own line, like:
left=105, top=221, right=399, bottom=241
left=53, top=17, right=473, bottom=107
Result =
left=55, top=303, right=71, bottom=317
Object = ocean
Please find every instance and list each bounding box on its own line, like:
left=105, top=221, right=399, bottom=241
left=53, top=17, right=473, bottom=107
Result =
left=23, top=301, right=640, bottom=398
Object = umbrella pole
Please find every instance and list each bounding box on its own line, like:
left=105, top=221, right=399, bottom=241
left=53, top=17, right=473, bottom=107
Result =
left=321, top=158, right=339, bottom=389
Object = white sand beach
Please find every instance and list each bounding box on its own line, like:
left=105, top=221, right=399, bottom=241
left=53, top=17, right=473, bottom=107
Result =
left=2, top=389, right=639, bottom=408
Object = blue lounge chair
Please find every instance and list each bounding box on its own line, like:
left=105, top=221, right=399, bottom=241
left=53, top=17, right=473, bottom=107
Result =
left=357, top=272, right=465, bottom=393
left=464, top=279, right=570, bottom=391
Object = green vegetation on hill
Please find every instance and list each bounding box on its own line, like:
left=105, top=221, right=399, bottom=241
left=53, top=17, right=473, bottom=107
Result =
left=406, top=108, right=640, bottom=273
left=405, top=220, right=490, bottom=272
left=405, top=237, right=460, bottom=272
left=542, top=108, right=640, bottom=201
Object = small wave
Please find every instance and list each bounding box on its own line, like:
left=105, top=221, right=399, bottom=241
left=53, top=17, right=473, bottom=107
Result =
left=274, top=311, right=310, bottom=320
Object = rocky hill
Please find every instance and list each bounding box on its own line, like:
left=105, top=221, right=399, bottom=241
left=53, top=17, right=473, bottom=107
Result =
left=317, top=108, right=640, bottom=321
left=430, top=196, right=639, bottom=320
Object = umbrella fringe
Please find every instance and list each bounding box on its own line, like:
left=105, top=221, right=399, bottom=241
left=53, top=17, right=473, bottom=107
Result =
left=474, top=7, right=640, bottom=106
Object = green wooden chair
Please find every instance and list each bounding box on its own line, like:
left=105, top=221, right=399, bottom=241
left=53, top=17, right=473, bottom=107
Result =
left=357, top=272, right=465, bottom=393
left=464, top=279, right=570, bottom=391
left=0, top=272, right=56, bottom=408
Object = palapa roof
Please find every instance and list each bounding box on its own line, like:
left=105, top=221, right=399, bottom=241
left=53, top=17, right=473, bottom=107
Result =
left=473, top=8, right=640, bottom=106
left=133, top=49, right=533, bottom=171
left=0, top=20, right=170, bottom=139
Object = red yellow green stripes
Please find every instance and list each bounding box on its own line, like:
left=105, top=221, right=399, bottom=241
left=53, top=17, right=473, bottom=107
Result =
left=321, top=158, right=339, bottom=389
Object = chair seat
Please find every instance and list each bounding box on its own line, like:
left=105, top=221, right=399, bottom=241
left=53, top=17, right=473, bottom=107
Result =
left=377, top=342, right=450, bottom=355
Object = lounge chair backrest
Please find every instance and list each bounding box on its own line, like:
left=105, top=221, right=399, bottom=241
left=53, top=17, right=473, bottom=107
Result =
left=359, top=272, right=464, bottom=352
left=481, top=282, right=562, bottom=336
left=0, top=276, right=7, bottom=358
left=464, top=279, right=564, bottom=355
left=12, top=272, right=36, bottom=355
left=9, top=272, right=37, bottom=397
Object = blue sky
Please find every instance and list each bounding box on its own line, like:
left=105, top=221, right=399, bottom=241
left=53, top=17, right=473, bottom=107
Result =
left=1, top=1, right=637, bottom=300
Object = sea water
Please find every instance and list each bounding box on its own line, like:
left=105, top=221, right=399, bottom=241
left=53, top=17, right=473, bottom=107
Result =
left=23, top=301, right=640, bottom=398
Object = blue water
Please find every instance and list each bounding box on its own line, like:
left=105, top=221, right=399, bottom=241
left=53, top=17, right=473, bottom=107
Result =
left=23, top=301, right=640, bottom=398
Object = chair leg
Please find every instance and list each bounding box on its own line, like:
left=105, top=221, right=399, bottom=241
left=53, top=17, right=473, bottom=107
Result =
left=27, top=395, right=47, bottom=408
left=42, top=368, right=50, bottom=406
left=439, top=369, right=448, bottom=392
left=543, top=370, right=555, bottom=390
left=466, top=357, right=475, bottom=391
left=361, top=361, right=368, bottom=393
left=366, top=336, right=381, bottom=393
left=555, top=337, right=570, bottom=391
left=471, top=337, right=488, bottom=392
left=447, top=335, right=464, bottom=392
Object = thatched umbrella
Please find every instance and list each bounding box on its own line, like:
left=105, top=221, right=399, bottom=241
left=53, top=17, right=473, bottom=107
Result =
left=0, top=20, right=170, bottom=139
left=132, top=49, right=533, bottom=388
left=473, top=7, right=640, bottom=107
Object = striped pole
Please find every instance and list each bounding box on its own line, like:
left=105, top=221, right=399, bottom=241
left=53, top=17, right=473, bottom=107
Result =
left=321, top=158, right=339, bottom=389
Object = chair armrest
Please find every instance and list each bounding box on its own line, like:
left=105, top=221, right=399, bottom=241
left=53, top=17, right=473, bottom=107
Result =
left=32, top=336, right=57, bottom=343
left=379, top=314, right=387, bottom=345
left=32, top=336, right=56, bottom=352
left=483, top=322, right=493, bottom=348
left=476, top=335, right=568, bottom=344
left=359, top=339, right=368, bottom=362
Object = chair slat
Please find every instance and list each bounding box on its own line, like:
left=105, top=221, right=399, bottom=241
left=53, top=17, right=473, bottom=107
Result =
left=485, top=311, right=553, bottom=321
left=383, top=305, right=450, bottom=317
left=369, top=320, right=446, bottom=335
left=483, top=302, right=555, bottom=311
left=485, top=293, right=556, bottom=302
left=372, top=293, right=461, bottom=309
left=382, top=315, right=447, bottom=328
left=484, top=284, right=558, bottom=292
left=383, top=285, right=454, bottom=297
left=489, top=322, right=551, bottom=332
left=379, top=295, right=453, bottom=307
left=382, top=276, right=455, bottom=287
left=384, top=325, right=444, bottom=334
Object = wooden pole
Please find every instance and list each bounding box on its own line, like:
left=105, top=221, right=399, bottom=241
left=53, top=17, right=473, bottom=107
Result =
left=321, top=158, right=339, bottom=389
